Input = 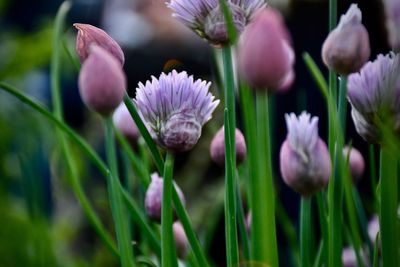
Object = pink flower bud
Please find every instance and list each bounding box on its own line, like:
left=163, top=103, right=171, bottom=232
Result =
left=238, top=8, right=295, bottom=91
left=210, top=126, right=247, bottom=166
left=279, top=112, right=331, bottom=197
left=173, top=222, right=189, bottom=259
left=342, top=247, right=370, bottom=267
left=74, top=23, right=125, bottom=66
left=322, top=4, right=370, bottom=76
left=368, top=215, right=380, bottom=245
left=245, top=212, right=251, bottom=233
left=113, top=103, right=140, bottom=145
left=343, top=146, right=365, bottom=182
left=383, top=0, right=400, bottom=52
left=78, top=46, right=126, bottom=116
left=144, top=173, right=185, bottom=223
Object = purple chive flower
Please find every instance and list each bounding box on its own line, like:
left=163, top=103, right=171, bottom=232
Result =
left=322, top=4, right=370, bottom=75
left=238, top=8, right=295, bottom=91
left=368, top=215, right=380, bottom=245
left=167, top=0, right=266, bottom=46
left=210, top=126, right=247, bottom=166
left=173, top=222, right=189, bottom=259
left=134, top=70, right=220, bottom=152
left=383, top=0, right=400, bottom=52
left=78, top=45, right=126, bottom=116
left=74, top=23, right=125, bottom=66
left=144, top=173, right=185, bottom=223
left=342, top=247, right=370, bottom=267
left=113, top=103, right=140, bottom=145
left=343, top=146, right=365, bottom=183
left=279, top=112, right=331, bottom=197
left=347, top=53, right=400, bottom=143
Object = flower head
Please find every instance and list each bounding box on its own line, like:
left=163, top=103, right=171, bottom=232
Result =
left=347, top=53, right=400, bottom=143
left=134, top=70, right=219, bottom=152
left=78, top=45, right=126, bottom=116
left=210, top=126, right=247, bottom=166
left=343, top=146, right=365, bottom=182
left=74, top=23, right=125, bottom=66
left=383, top=0, right=400, bottom=51
left=279, top=112, right=331, bottom=197
left=144, top=173, right=185, bottom=223
left=238, top=8, right=295, bottom=91
left=113, top=103, right=140, bottom=145
left=168, top=0, right=265, bottom=46
left=322, top=4, right=370, bottom=75
left=173, top=222, right=189, bottom=259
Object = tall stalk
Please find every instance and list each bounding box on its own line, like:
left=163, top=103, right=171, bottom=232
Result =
left=300, top=198, right=312, bottom=267
left=222, top=46, right=239, bottom=267
left=161, top=153, right=178, bottom=267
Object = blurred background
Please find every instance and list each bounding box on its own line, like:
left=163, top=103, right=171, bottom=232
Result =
left=0, top=0, right=391, bottom=266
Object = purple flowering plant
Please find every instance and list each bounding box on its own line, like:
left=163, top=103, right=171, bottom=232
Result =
left=0, top=1, right=399, bottom=267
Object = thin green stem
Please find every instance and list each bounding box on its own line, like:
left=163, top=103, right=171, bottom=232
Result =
left=222, top=46, right=239, bottom=267
left=50, top=1, right=118, bottom=257
left=162, top=153, right=178, bottom=267
left=369, top=145, right=378, bottom=208
left=338, top=76, right=348, bottom=133
left=236, top=173, right=250, bottom=261
left=254, top=91, right=278, bottom=267
left=105, top=118, right=135, bottom=267
left=379, top=145, right=399, bottom=267
left=316, top=192, right=328, bottom=265
left=300, top=197, right=312, bottom=267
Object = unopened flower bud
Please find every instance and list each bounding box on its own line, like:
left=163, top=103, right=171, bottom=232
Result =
left=342, top=247, right=370, bottom=267
left=78, top=46, right=126, bottom=116
left=245, top=212, right=251, bottom=233
left=173, top=222, right=189, bottom=258
left=144, top=173, right=185, bottom=222
left=210, top=126, right=247, bottom=166
left=238, top=8, right=295, bottom=91
left=368, top=215, right=379, bottom=244
left=343, top=146, right=365, bottom=182
left=279, top=112, right=331, bottom=197
left=134, top=71, right=219, bottom=152
left=322, top=4, right=370, bottom=76
left=113, top=103, right=140, bottom=145
left=74, top=23, right=125, bottom=66
left=383, top=0, right=400, bottom=52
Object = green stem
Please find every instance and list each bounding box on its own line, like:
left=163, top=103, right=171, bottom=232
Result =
left=338, top=77, right=348, bottom=133
left=50, top=1, right=118, bottom=257
left=254, top=91, right=279, bottom=267
left=105, top=118, right=135, bottom=267
left=300, top=197, right=312, bottom=267
left=369, top=145, right=378, bottom=208
left=316, top=192, right=328, bottom=265
left=161, top=153, right=178, bottom=267
left=222, top=46, right=239, bottom=266
left=236, top=173, right=250, bottom=261
left=379, top=145, right=399, bottom=267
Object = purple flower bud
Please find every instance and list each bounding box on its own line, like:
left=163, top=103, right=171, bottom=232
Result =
left=78, top=46, right=126, bottom=116
left=279, top=112, right=331, bottom=197
left=112, top=103, right=140, bottom=145
left=343, top=146, right=365, bottom=182
left=144, top=173, right=185, bottom=223
left=322, top=4, right=370, bottom=75
left=173, top=222, right=189, bottom=259
left=347, top=53, right=400, bottom=143
left=210, top=126, right=247, bottom=166
left=383, top=0, right=400, bottom=52
left=238, top=8, right=295, bottom=91
left=74, top=23, right=125, bottom=66
left=368, top=215, right=379, bottom=244
left=342, top=247, right=370, bottom=267
left=134, top=70, right=220, bottom=152
left=245, top=212, right=251, bottom=233
left=168, top=0, right=265, bottom=46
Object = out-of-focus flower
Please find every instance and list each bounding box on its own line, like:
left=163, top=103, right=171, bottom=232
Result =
left=368, top=215, right=379, bottom=244
left=279, top=112, right=331, bottom=197
left=167, top=0, right=265, bottom=46
left=78, top=45, right=126, bottom=116
left=173, top=222, right=189, bottom=259
left=74, top=23, right=125, bottom=66
left=342, top=247, right=370, bottom=267
left=134, top=70, right=219, bottom=152
left=113, top=103, right=140, bottom=145
left=245, top=212, right=251, bottom=233
left=144, top=173, right=185, bottom=223
left=210, top=126, right=247, bottom=166
left=322, top=4, right=370, bottom=75
left=347, top=53, right=400, bottom=143
left=383, top=0, right=400, bottom=52
left=343, top=146, right=365, bottom=182
left=238, top=8, right=295, bottom=91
